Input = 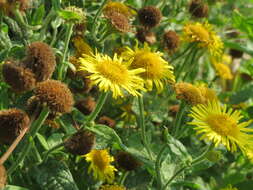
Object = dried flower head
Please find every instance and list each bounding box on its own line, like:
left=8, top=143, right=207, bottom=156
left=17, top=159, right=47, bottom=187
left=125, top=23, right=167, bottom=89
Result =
left=189, top=0, right=209, bottom=18
left=136, top=28, right=156, bottom=44
left=229, top=49, right=243, bottom=58
left=138, top=6, right=162, bottom=28
left=105, top=12, right=132, bottom=33
left=75, top=96, right=96, bottom=115
left=103, top=1, right=135, bottom=18
left=115, top=151, right=141, bottom=171
left=2, top=61, right=36, bottom=92
left=0, top=0, right=30, bottom=15
left=0, top=164, right=7, bottom=189
left=163, top=30, right=180, bottom=53
left=23, top=42, right=56, bottom=82
left=65, top=130, right=96, bottom=155
left=98, top=116, right=116, bottom=128
left=32, top=80, right=74, bottom=115
left=0, top=108, right=30, bottom=144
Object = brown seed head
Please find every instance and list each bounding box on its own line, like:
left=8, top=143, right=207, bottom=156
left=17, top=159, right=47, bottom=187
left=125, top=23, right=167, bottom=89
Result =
left=138, top=6, right=162, bottom=28
left=0, top=108, right=30, bottom=145
left=23, top=42, right=56, bottom=82
left=106, top=12, right=132, bottom=33
left=64, top=130, right=95, bottom=155
left=136, top=28, right=156, bottom=44
left=2, top=61, right=36, bottom=92
left=115, top=151, right=141, bottom=171
left=0, top=0, right=30, bottom=15
left=229, top=49, right=243, bottom=58
left=163, top=30, right=180, bottom=53
left=189, top=0, right=209, bottom=18
left=33, top=80, right=74, bottom=114
left=0, top=164, right=7, bottom=189
left=168, top=105, right=180, bottom=117
left=75, top=96, right=96, bottom=115
left=98, top=116, right=116, bottom=128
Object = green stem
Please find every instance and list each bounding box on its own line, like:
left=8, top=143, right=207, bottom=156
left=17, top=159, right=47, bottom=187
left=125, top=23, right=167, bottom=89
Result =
left=58, top=23, right=74, bottom=80
left=7, top=107, right=50, bottom=175
left=162, top=143, right=214, bottom=190
left=138, top=96, right=154, bottom=160
left=155, top=144, right=167, bottom=189
left=172, top=101, right=186, bottom=138
left=39, top=9, right=56, bottom=40
left=171, top=44, right=193, bottom=63
left=119, top=171, right=129, bottom=185
left=80, top=92, right=108, bottom=129
left=91, top=0, right=109, bottom=41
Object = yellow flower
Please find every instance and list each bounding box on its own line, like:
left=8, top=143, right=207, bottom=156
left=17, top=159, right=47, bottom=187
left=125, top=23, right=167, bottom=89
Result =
left=182, top=22, right=223, bottom=58
left=122, top=43, right=175, bottom=92
left=174, top=82, right=217, bottom=105
left=103, top=1, right=135, bottom=18
left=188, top=100, right=253, bottom=153
left=246, top=150, right=253, bottom=162
left=78, top=52, right=146, bottom=98
left=72, top=36, right=93, bottom=57
left=213, top=63, right=233, bottom=80
left=99, top=184, right=126, bottom=190
left=84, top=149, right=117, bottom=183
left=220, top=184, right=238, bottom=190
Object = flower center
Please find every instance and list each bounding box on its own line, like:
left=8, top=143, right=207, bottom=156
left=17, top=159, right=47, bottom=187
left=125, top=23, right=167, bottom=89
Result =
left=206, top=114, right=238, bottom=136
left=132, top=51, right=164, bottom=79
left=188, top=25, right=210, bottom=42
left=96, top=60, right=128, bottom=84
left=93, top=151, right=109, bottom=171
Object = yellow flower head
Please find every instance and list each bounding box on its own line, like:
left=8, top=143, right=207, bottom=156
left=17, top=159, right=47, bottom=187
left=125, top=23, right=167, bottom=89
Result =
left=122, top=43, right=175, bottom=92
left=78, top=52, right=146, bottom=98
left=182, top=22, right=224, bottom=58
left=213, top=63, right=233, bottom=80
left=188, top=100, right=253, bottom=153
left=103, top=1, right=135, bottom=18
left=174, top=82, right=216, bottom=105
left=72, top=36, right=93, bottom=57
left=99, top=184, right=126, bottom=190
left=84, top=149, right=117, bottom=183
left=220, top=184, right=238, bottom=190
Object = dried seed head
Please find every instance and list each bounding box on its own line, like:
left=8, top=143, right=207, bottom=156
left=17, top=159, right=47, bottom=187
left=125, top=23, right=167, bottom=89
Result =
left=64, top=130, right=95, bottom=155
left=138, top=6, right=162, bottom=28
left=189, top=0, right=209, bottom=18
left=0, top=164, right=7, bottom=189
left=0, top=0, right=30, bottom=15
left=98, top=116, right=116, bottom=128
left=115, top=151, right=141, bottom=171
left=106, top=12, right=132, bottom=33
left=168, top=104, right=180, bottom=117
left=229, top=49, right=243, bottom=58
left=2, top=61, right=36, bottom=92
left=32, top=80, right=74, bottom=115
left=163, top=30, right=180, bottom=53
left=23, top=42, right=56, bottom=82
left=0, top=108, right=30, bottom=144
left=136, top=28, right=156, bottom=44
left=75, top=96, right=96, bottom=115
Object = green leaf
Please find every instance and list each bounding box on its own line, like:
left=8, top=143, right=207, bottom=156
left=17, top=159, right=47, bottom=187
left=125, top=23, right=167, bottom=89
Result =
left=57, top=10, right=82, bottom=22
left=224, top=41, right=253, bottom=56
left=32, top=4, right=45, bottom=25
left=229, top=84, right=253, bottom=104
left=47, top=133, right=64, bottom=149
left=3, top=185, right=29, bottom=190
left=31, top=159, right=79, bottom=190
left=36, top=133, right=49, bottom=150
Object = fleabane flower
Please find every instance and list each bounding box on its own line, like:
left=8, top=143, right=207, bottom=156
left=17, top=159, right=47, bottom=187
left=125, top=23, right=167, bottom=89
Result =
left=122, top=43, right=175, bottom=92
left=78, top=52, right=146, bottom=98
left=182, top=22, right=223, bottom=58
left=211, top=54, right=233, bottom=80
left=188, top=100, right=253, bottom=153
left=84, top=149, right=117, bottom=183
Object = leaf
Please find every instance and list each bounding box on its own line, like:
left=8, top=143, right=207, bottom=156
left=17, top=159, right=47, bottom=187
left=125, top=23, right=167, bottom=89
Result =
left=229, top=84, right=253, bottom=104
left=57, top=10, right=82, bottom=21
left=36, top=133, right=49, bottom=150
left=47, top=133, right=64, bottom=149
left=32, top=5, right=45, bottom=25
left=31, top=159, right=79, bottom=190
left=3, top=185, right=29, bottom=190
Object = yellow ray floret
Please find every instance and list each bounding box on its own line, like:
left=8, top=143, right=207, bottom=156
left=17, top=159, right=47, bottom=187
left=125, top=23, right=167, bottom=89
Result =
left=78, top=52, right=146, bottom=98
left=122, top=43, right=175, bottom=92
left=182, top=22, right=224, bottom=58
left=84, top=149, right=117, bottom=183
left=188, top=100, right=253, bottom=153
